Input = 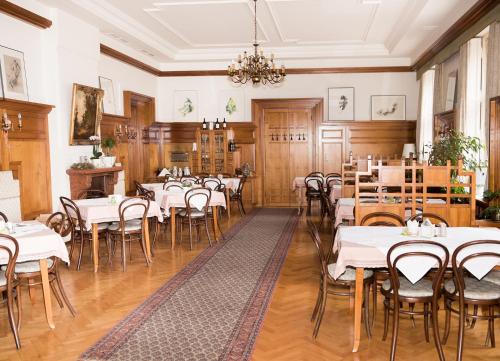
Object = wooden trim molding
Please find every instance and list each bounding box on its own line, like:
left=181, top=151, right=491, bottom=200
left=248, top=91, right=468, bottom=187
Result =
left=411, top=0, right=500, bottom=71
left=0, top=0, right=52, bottom=28
left=100, top=44, right=160, bottom=76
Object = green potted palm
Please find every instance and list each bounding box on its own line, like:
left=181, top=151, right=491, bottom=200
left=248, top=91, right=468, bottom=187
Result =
left=483, top=190, right=500, bottom=221
left=101, top=137, right=117, bottom=168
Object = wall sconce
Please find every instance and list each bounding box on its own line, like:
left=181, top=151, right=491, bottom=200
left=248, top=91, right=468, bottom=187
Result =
left=125, top=125, right=137, bottom=140
left=2, top=112, right=22, bottom=133
left=114, top=124, right=124, bottom=140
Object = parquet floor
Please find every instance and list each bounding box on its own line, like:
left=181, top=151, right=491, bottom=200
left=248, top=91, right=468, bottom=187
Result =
left=0, top=208, right=498, bottom=360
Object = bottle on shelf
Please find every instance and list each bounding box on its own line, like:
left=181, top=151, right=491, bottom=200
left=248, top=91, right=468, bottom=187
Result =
left=215, top=118, right=220, bottom=129
left=222, top=118, right=227, bottom=128
left=202, top=118, right=207, bottom=130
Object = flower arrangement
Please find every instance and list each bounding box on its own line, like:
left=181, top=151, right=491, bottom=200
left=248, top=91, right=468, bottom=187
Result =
left=102, top=137, right=116, bottom=156
left=89, top=135, right=102, bottom=159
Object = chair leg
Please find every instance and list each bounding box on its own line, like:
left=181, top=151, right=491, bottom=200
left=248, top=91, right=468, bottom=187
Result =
left=389, top=296, right=400, bottom=361
left=489, top=305, right=495, bottom=347
left=49, top=281, right=64, bottom=308
left=442, top=299, right=451, bottom=345
left=431, top=298, right=445, bottom=361
left=423, top=303, right=430, bottom=343
left=188, top=220, right=193, bottom=251
left=121, top=239, right=126, bottom=272
left=311, top=283, right=322, bottom=322
left=54, top=267, right=76, bottom=316
left=409, top=303, right=416, bottom=328
left=470, top=304, right=478, bottom=329
left=307, top=197, right=312, bottom=216
left=204, top=218, right=213, bottom=247
left=382, top=297, right=389, bottom=341
left=77, top=237, right=84, bottom=271
left=68, top=232, right=76, bottom=265
left=372, top=278, right=378, bottom=328
left=7, top=285, right=21, bottom=349
left=363, top=281, right=372, bottom=339
left=312, top=283, right=327, bottom=339
left=239, top=198, right=246, bottom=215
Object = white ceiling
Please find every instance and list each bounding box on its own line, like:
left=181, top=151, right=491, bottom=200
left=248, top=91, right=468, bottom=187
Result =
left=42, top=0, right=480, bottom=69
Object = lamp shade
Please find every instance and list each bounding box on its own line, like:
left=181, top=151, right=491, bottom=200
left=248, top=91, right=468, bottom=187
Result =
left=402, top=143, right=416, bottom=158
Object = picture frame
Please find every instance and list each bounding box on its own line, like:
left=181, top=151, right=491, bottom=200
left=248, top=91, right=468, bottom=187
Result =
left=98, top=76, right=116, bottom=114
left=219, top=89, right=245, bottom=121
left=0, top=45, right=28, bottom=101
left=174, top=90, right=198, bottom=121
left=433, top=111, right=454, bottom=143
left=370, top=95, right=406, bottom=120
left=69, top=83, right=104, bottom=145
left=328, top=87, right=354, bottom=120
left=444, top=70, right=457, bottom=111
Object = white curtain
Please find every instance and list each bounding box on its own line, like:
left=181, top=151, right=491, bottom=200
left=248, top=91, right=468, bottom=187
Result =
left=417, top=69, right=435, bottom=160
left=433, top=64, right=444, bottom=114
left=486, top=22, right=500, bottom=122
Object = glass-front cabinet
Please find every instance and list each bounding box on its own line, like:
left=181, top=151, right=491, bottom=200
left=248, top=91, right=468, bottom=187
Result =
left=193, top=129, right=233, bottom=174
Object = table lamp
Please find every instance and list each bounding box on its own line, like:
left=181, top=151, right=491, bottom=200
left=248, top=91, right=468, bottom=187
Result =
left=402, top=143, right=416, bottom=159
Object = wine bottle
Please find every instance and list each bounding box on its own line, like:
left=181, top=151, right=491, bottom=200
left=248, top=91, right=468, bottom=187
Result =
left=215, top=118, right=220, bottom=129
left=222, top=118, right=227, bottom=128
left=202, top=118, right=207, bottom=130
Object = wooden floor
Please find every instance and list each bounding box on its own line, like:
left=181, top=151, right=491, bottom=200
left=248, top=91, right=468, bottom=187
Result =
left=0, top=207, right=498, bottom=360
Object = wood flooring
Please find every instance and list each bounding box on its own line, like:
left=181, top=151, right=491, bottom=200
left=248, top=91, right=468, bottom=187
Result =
left=0, top=208, right=498, bottom=360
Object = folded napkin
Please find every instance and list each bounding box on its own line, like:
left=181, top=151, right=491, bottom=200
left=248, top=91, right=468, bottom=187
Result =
left=406, top=219, right=419, bottom=235
left=158, top=168, right=171, bottom=177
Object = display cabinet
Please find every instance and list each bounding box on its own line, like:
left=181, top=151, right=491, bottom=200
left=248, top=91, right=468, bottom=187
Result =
left=193, top=129, right=233, bottom=174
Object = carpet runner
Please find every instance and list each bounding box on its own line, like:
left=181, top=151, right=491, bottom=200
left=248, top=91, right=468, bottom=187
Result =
left=80, top=208, right=299, bottom=361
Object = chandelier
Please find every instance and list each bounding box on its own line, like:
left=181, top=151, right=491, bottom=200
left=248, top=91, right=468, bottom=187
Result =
left=227, top=0, right=285, bottom=85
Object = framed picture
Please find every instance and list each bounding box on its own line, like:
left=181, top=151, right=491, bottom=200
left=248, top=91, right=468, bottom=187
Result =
left=219, top=89, right=245, bottom=121
left=69, top=83, right=104, bottom=145
left=444, top=70, right=457, bottom=111
left=98, top=76, right=116, bottom=114
left=174, top=90, right=198, bottom=121
left=371, top=95, right=406, bottom=120
left=0, top=45, right=28, bottom=101
left=433, top=111, right=454, bottom=143
left=328, top=87, right=354, bottom=120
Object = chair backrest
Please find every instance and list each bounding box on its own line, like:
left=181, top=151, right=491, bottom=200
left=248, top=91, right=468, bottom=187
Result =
left=386, top=240, right=449, bottom=296
left=46, top=212, right=71, bottom=237
left=116, top=197, right=150, bottom=232
left=307, top=171, right=324, bottom=178
left=319, top=185, right=334, bottom=218
left=181, top=176, right=197, bottom=183
left=60, top=197, right=86, bottom=232
left=184, top=188, right=211, bottom=215
left=233, top=176, right=247, bottom=197
left=215, top=183, right=226, bottom=193
left=203, top=178, right=221, bottom=190
left=0, top=211, right=7, bottom=222
left=360, top=212, right=405, bottom=226
left=195, top=173, right=209, bottom=179
left=78, top=189, right=107, bottom=199
left=306, top=219, right=328, bottom=278
left=410, top=213, right=449, bottom=226
left=163, top=180, right=183, bottom=190
left=325, top=173, right=342, bottom=190
left=166, top=184, right=184, bottom=191
left=0, top=234, right=19, bottom=286
left=305, top=177, right=322, bottom=193
left=451, top=240, right=500, bottom=296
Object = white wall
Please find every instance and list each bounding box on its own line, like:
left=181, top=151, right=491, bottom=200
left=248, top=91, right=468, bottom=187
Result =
left=156, top=72, right=419, bottom=122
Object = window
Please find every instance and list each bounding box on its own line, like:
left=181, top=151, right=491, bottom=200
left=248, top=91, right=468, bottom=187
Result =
left=417, top=69, right=435, bottom=160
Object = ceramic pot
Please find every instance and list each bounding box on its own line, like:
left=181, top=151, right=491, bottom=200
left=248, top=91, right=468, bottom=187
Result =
left=102, top=156, right=116, bottom=168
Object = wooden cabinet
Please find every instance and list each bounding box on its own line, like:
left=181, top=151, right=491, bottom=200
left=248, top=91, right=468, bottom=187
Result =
left=193, top=129, right=233, bottom=174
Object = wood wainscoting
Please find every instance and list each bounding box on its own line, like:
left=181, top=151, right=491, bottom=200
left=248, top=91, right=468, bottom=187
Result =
left=489, top=96, right=500, bottom=191
left=0, top=99, right=54, bottom=219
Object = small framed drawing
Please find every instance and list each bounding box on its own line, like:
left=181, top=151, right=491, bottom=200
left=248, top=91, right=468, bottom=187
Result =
left=99, top=76, right=116, bottom=114
left=0, top=45, right=28, bottom=101
left=174, top=90, right=198, bottom=121
left=371, top=95, right=406, bottom=120
left=69, top=83, right=104, bottom=145
left=328, top=87, right=354, bottom=120
left=219, top=89, right=245, bottom=121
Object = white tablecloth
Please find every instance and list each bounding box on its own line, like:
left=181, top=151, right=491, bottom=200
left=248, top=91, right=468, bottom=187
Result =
left=159, top=190, right=227, bottom=216
left=0, top=221, right=70, bottom=264
left=70, top=198, right=163, bottom=230
left=334, top=226, right=500, bottom=283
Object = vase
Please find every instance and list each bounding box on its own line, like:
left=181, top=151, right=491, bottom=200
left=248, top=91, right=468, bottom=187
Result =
left=102, top=156, right=116, bottom=168
left=90, top=158, right=102, bottom=168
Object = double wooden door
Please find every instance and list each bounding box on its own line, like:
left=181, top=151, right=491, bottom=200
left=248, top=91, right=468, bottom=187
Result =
left=264, top=108, right=314, bottom=206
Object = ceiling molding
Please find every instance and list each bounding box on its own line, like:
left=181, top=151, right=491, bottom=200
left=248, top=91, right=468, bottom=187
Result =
left=0, top=0, right=52, bottom=28
left=411, top=0, right=500, bottom=71
left=100, top=44, right=160, bottom=76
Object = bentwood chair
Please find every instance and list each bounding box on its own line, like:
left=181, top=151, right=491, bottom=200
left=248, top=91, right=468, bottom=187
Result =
left=307, top=219, right=373, bottom=339
left=163, top=180, right=183, bottom=190
left=443, top=240, right=500, bottom=360
left=77, top=189, right=107, bottom=199
left=107, top=197, right=150, bottom=271
left=305, top=177, right=323, bottom=216
left=203, top=177, right=221, bottom=191
left=409, top=213, right=449, bottom=226
left=0, top=211, right=7, bottom=222
left=8, top=212, right=76, bottom=319
left=60, top=197, right=109, bottom=270
left=0, top=234, right=21, bottom=348
left=230, top=176, right=247, bottom=216
left=382, top=241, right=449, bottom=361
left=178, top=188, right=213, bottom=250
left=180, top=176, right=197, bottom=184
left=325, top=173, right=341, bottom=197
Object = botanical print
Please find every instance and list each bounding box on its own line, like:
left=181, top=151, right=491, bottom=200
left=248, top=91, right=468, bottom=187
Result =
left=219, top=90, right=244, bottom=121
left=0, top=46, right=28, bottom=101
left=69, top=83, right=104, bottom=145
left=371, top=95, right=406, bottom=121
left=226, top=97, right=237, bottom=115
left=328, top=87, right=354, bottom=121
left=174, top=90, right=198, bottom=121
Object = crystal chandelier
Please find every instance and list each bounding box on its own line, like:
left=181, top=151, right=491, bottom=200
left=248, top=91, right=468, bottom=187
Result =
left=227, top=0, right=285, bottom=85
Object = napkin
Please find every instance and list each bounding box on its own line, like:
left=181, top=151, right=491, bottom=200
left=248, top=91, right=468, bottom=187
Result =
left=158, top=168, right=171, bottom=177
left=406, top=219, right=419, bottom=236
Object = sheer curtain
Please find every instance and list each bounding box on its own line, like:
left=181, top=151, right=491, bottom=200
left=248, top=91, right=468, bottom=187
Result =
left=433, top=64, right=444, bottom=115
left=417, top=69, right=435, bottom=160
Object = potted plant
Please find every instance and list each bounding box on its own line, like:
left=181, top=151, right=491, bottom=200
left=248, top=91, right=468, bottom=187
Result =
left=89, top=135, right=102, bottom=168
left=483, top=190, right=500, bottom=221
left=101, top=137, right=117, bottom=168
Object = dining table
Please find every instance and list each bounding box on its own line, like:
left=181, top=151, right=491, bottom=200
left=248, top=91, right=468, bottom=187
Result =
left=291, top=176, right=342, bottom=214
left=71, top=197, right=163, bottom=272
left=0, top=221, right=70, bottom=329
left=333, top=225, right=500, bottom=352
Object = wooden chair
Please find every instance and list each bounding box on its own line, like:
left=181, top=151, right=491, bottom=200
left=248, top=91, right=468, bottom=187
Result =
left=382, top=240, right=449, bottom=361
left=0, top=234, right=21, bottom=349
left=10, top=212, right=76, bottom=321
left=230, top=176, right=247, bottom=216
left=107, top=197, right=150, bottom=271
left=180, top=176, right=197, bottom=183
left=307, top=171, right=324, bottom=178
left=305, top=177, right=323, bottom=216
left=163, top=180, right=183, bottom=190
left=165, top=184, right=183, bottom=191
left=0, top=211, right=7, bottom=222
left=409, top=213, right=449, bottom=226
left=203, top=177, right=221, bottom=190
left=77, top=189, right=107, bottom=199
left=443, top=240, right=500, bottom=360
left=325, top=173, right=341, bottom=197
left=220, top=172, right=233, bottom=178
left=178, top=188, right=213, bottom=250
left=307, top=219, right=373, bottom=339
left=60, top=197, right=109, bottom=270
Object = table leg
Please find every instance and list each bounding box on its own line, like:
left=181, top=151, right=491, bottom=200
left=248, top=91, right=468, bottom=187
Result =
left=352, top=267, right=364, bottom=352
left=225, top=188, right=231, bottom=219
left=92, top=223, right=99, bottom=273
left=144, top=218, right=152, bottom=263
left=170, top=207, right=176, bottom=250
left=297, top=187, right=303, bottom=215
left=39, top=259, right=55, bottom=329
left=212, top=206, right=219, bottom=241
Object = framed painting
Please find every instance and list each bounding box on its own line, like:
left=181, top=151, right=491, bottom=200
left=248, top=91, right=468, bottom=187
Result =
left=174, top=90, right=198, bottom=121
left=219, top=89, right=245, bottom=121
left=433, top=111, right=454, bottom=143
left=0, top=45, right=28, bottom=101
left=371, top=95, right=406, bottom=120
left=99, top=76, right=116, bottom=114
left=69, top=83, right=104, bottom=145
left=328, top=87, right=354, bottom=120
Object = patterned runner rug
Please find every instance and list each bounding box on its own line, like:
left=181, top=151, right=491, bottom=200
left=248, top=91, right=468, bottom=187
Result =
left=80, top=208, right=299, bottom=361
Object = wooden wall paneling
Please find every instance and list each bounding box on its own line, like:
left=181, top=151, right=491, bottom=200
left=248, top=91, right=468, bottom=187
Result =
left=489, top=97, right=500, bottom=191
left=318, top=126, right=345, bottom=174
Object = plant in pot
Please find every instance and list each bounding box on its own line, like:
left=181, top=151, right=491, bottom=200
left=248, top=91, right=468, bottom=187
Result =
left=89, top=135, right=102, bottom=168
left=101, top=137, right=117, bottom=168
left=483, top=190, right=500, bottom=221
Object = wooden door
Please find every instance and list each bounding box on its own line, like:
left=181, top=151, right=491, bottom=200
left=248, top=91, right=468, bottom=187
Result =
left=264, top=109, right=290, bottom=206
